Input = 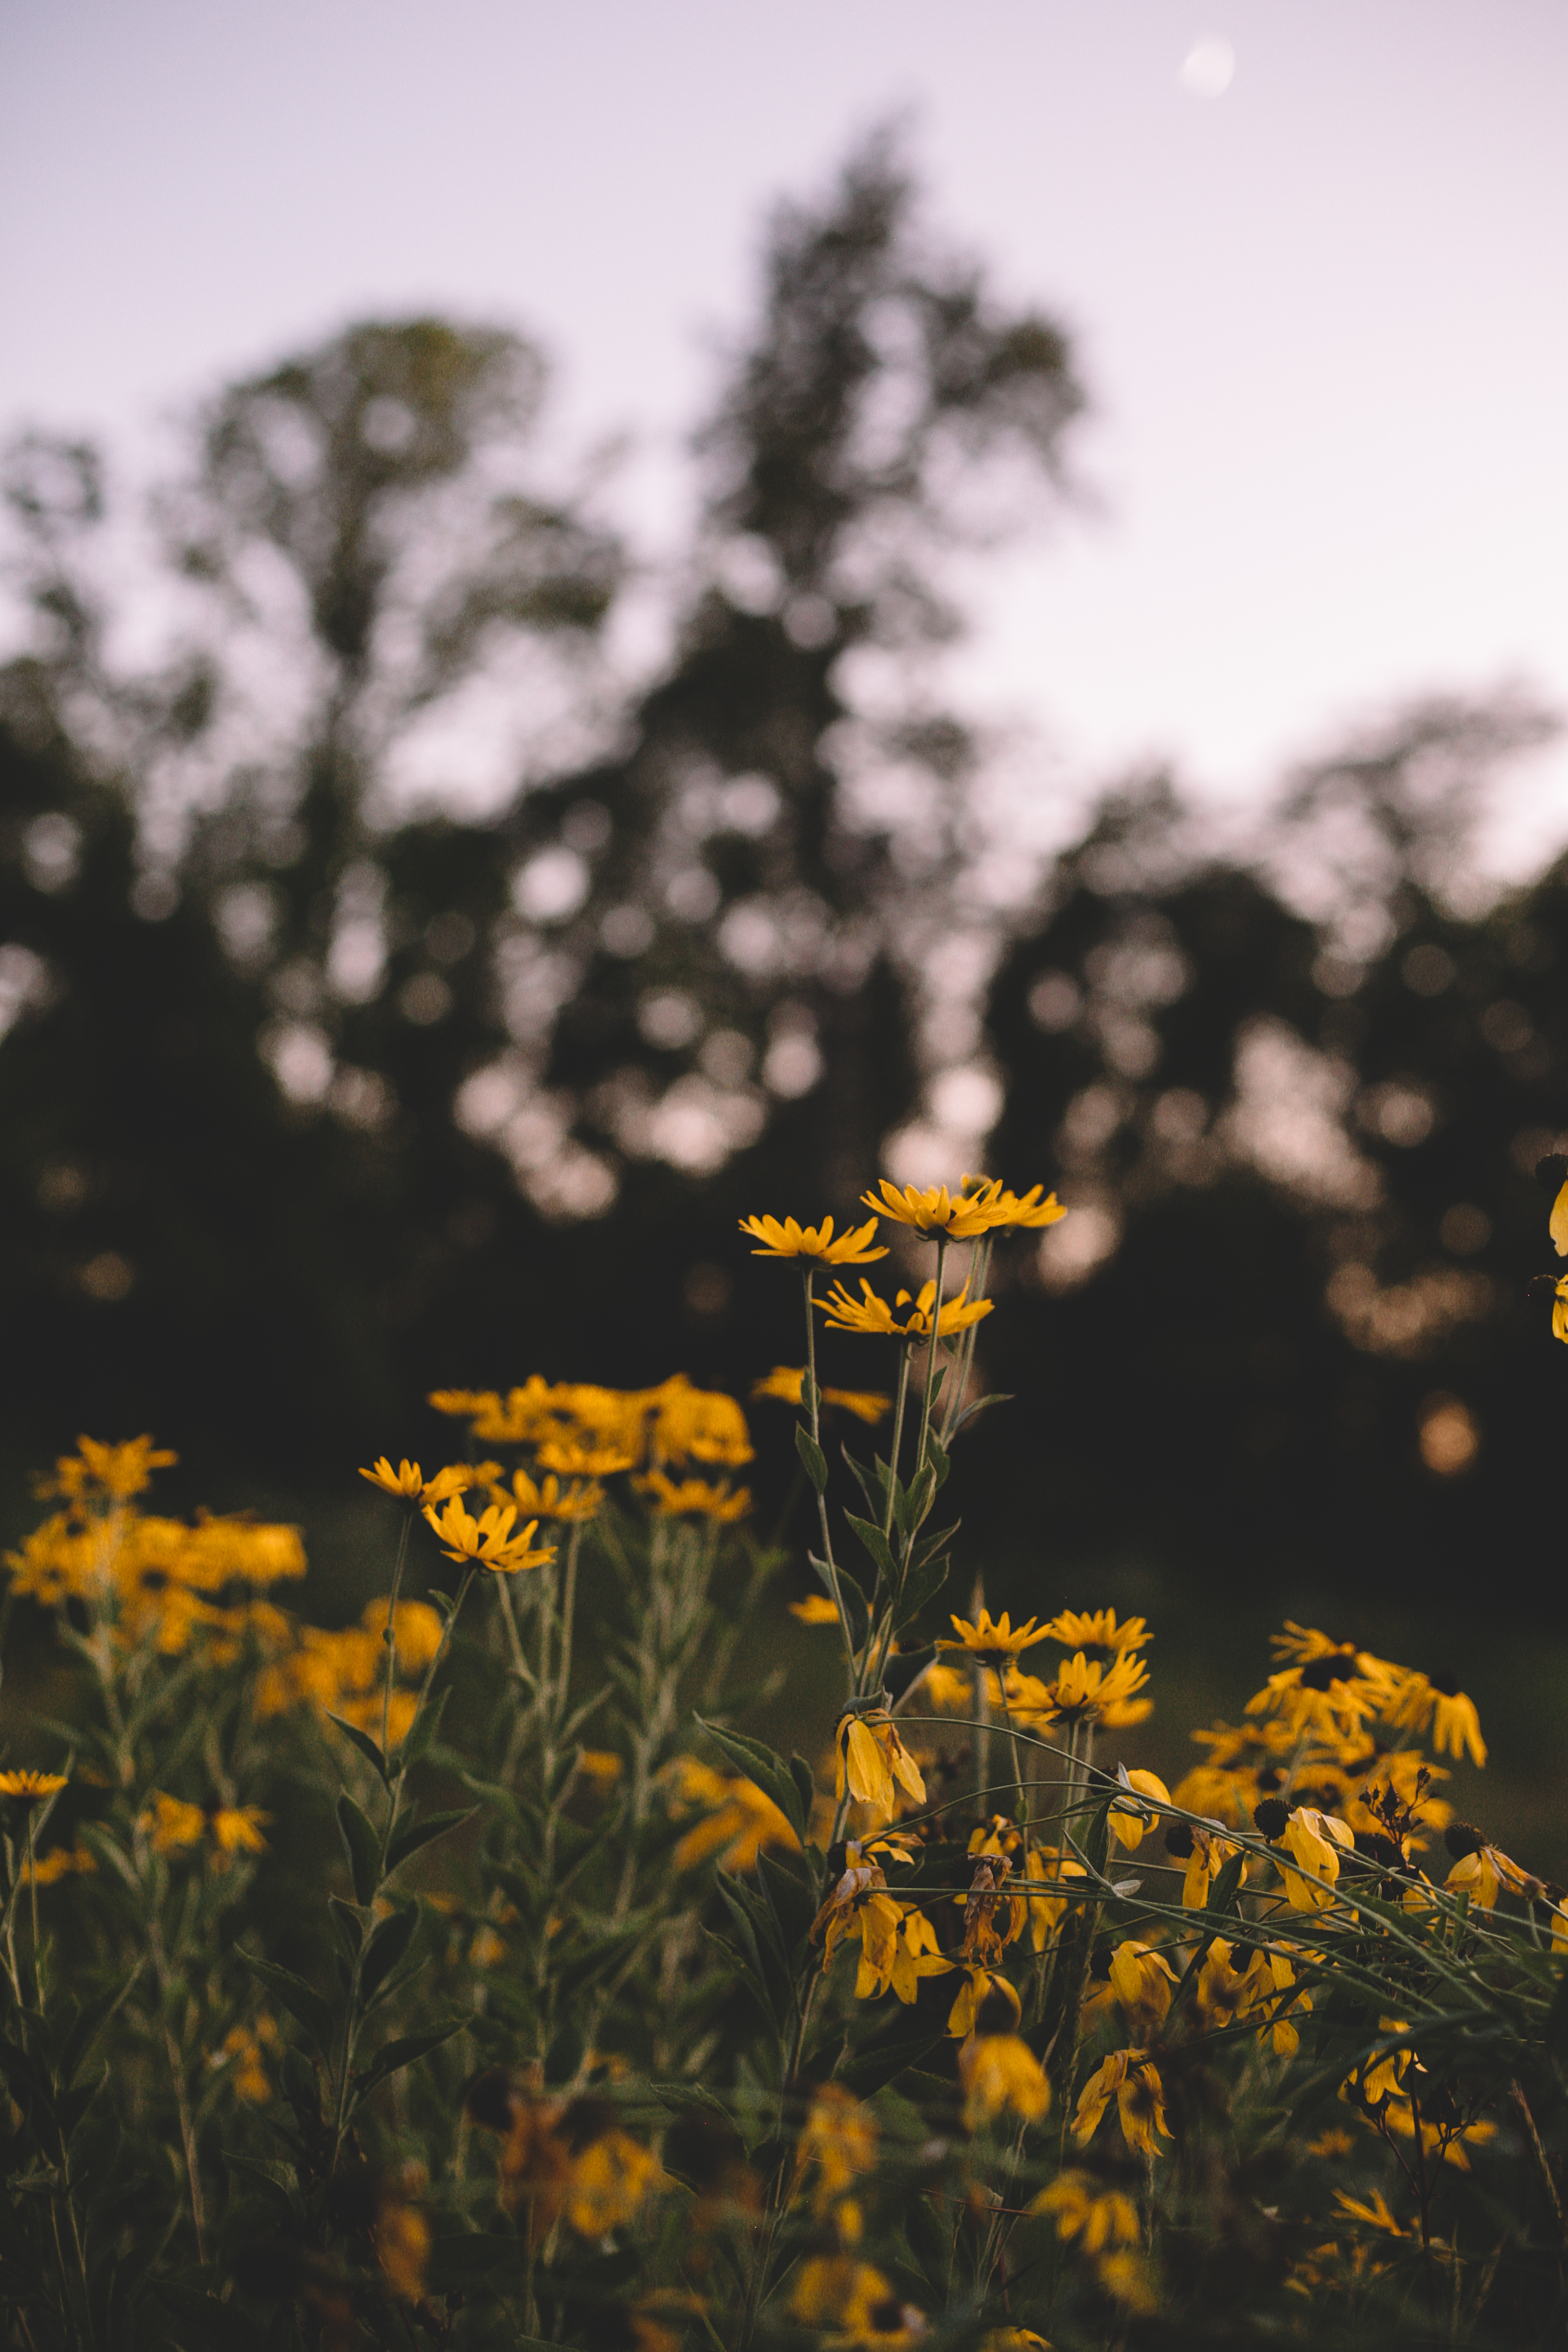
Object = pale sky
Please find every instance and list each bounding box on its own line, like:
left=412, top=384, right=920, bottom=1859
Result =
left=3, top=0, right=1566, bottom=882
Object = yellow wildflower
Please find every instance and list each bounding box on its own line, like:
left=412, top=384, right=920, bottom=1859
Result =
left=501, top=1468, right=604, bottom=1522
left=648, top=1376, right=755, bottom=1467
left=1443, top=1821, right=1539, bottom=1909
left=1023, top=1843, right=1087, bottom=1949
left=790, top=1592, right=842, bottom=1624
left=862, top=1177, right=1008, bottom=1238
left=819, top=1275, right=993, bottom=1339
left=421, top=1494, right=556, bottom=1575
left=1046, top=1607, right=1150, bottom=1653
left=0, top=1771, right=68, bottom=1803
left=637, top=1470, right=752, bottom=1521
left=835, top=1710, right=926, bottom=1817
left=795, top=2085, right=878, bottom=2214
left=1384, top=1669, right=1486, bottom=1766
left=752, top=1366, right=893, bottom=1423
left=1031, top=2168, right=1140, bottom=2252
left=738, top=1213, right=888, bottom=1265
left=1108, top=1768, right=1169, bottom=1850
left=1277, top=1806, right=1356, bottom=1912
left=960, top=2034, right=1050, bottom=2129
left=566, top=2130, right=662, bottom=2236
left=1011, top=1648, right=1151, bottom=1728
left=665, top=1757, right=800, bottom=1872
left=1074, top=2048, right=1172, bottom=2158
left=938, top=1610, right=1050, bottom=1671
left=1108, top=1939, right=1178, bottom=2029
left=959, top=1177, right=1068, bottom=1232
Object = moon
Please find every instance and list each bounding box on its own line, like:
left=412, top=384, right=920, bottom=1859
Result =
left=1179, top=37, right=1236, bottom=98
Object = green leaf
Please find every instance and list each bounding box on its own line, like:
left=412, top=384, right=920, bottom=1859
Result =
left=236, top=1951, right=336, bottom=2060
left=325, top=1711, right=390, bottom=1787
left=221, top=2149, right=298, bottom=2208
left=925, top=1432, right=951, bottom=1489
left=388, top=1806, right=477, bottom=1873
left=892, top=1547, right=951, bottom=1634
left=328, top=1895, right=363, bottom=1958
left=790, top=1755, right=817, bottom=1838
left=353, top=2016, right=468, bottom=2100
left=945, top=1390, right=1013, bottom=1441
left=808, top=1553, right=870, bottom=1648
left=360, top=1904, right=421, bottom=2002
left=837, top=2019, right=945, bottom=2096
left=58, top=1970, right=141, bottom=2087
left=74, top=1823, right=138, bottom=1890
left=693, top=1717, right=808, bottom=1844
left=844, top=1512, right=898, bottom=1592
left=336, top=1792, right=382, bottom=1906
left=795, top=1423, right=829, bottom=1493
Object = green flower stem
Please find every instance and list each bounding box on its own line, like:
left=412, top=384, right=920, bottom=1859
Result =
left=379, top=1508, right=414, bottom=1762
left=880, top=1345, right=912, bottom=1543
left=801, top=1267, right=856, bottom=1677
left=940, top=1234, right=991, bottom=1444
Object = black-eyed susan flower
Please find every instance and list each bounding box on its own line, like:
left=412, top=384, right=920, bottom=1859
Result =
left=637, top=1470, right=752, bottom=1522
left=1443, top=1820, right=1540, bottom=1909
left=500, top=1467, right=604, bottom=1523
left=938, top=1610, right=1051, bottom=1673
left=0, top=1770, right=68, bottom=1804
left=1013, top=1648, right=1152, bottom=1729
left=649, top=1377, right=755, bottom=1467
left=1385, top=1668, right=1486, bottom=1766
left=789, top=2257, right=922, bottom=2343
left=1023, top=1842, right=1087, bottom=1949
left=861, top=1177, right=1009, bottom=1239
left=959, top=1176, right=1068, bottom=1232
left=818, top=1275, right=994, bottom=1339
left=1074, top=2048, right=1172, bottom=2158
left=835, top=1709, right=927, bottom=1816
left=1046, top=1606, right=1150, bottom=1655
left=946, top=1965, right=1022, bottom=2041
left=1163, top=1818, right=1236, bottom=1909
left=959, top=2033, right=1051, bottom=2128
left=421, top=1494, right=556, bottom=1574
left=737, top=1213, right=888, bottom=1264
left=664, top=1757, right=800, bottom=1872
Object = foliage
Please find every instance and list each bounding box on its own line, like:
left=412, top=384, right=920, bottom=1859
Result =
left=4, top=1175, right=1568, bottom=2345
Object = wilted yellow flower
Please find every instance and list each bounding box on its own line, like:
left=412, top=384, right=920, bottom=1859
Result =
left=1443, top=1820, right=1539, bottom=1909
left=1074, top=2048, right=1172, bottom=2158
left=1278, top=1806, right=1356, bottom=1912
left=1108, top=1769, right=1169, bottom=1850
left=1109, top=1940, right=1178, bottom=2029
left=738, top=1213, right=888, bottom=1265
left=835, top=1710, right=926, bottom=1817
left=790, top=2256, right=920, bottom=2341
left=819, top=1276, right=994, bottom=1339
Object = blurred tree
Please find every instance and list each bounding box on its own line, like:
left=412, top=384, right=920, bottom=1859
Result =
left=0, top=139, right=1085, bottom=1500
left=974, top=695, right=1566, bottom=1607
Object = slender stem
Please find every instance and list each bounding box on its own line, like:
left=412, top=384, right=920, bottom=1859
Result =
left=802, top=1268, right=856, bottom=1675
left=880, top=1348, right=912, bottom=1542
left=555, top=1521, right=583, bottom=1724
left=940, top=1236, right=991, bottom=1443
left=379, top=1511, right=414, bottom=1762
left=24, top=1811, right=40, bottom=2000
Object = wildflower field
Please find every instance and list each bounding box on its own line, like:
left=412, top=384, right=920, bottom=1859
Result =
left=5, top=1168, right=1568, bottom=2350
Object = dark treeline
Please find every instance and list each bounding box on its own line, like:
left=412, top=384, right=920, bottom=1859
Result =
left=2, top=140, right=1563, bottom=1612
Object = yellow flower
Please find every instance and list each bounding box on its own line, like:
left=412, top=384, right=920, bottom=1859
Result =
left=219, top=2016, right=279, bottom=2104
left=751, top=1366, right=892, bottom=1423
left=938, top=1610, right=1050, bottom=1671
left=665, top=1757, right=800, bottom=1872
left=1030, top=2169, right=1140, bottom=2253
left=21, top=1841, right=96, bottom=1889
left=1108, top=1769, right=1169, bottom=1850
left=1073, top=2049, right=1172, bottom=2158
left=947, top=1966, right=1021, bottom=2040
left=537, top=1434, right=638, bottom=1477
left=1443, top=1821, right=1539, bottom=1909
left=790, top=1592, right=842, bottom=1624
left=738, top=1214, right=888, bottom=1265
left=1384, top=1670, right=1486, bottom=1766
left=637, top=1470, right=752, bottom=1522
left=648, top=1376, right=755, bottom=1467
left=502, top=1468, right=604, bottom=1523
left=359, top=1458, right=426, bottom=1501
left=1015, top=1649, right=1152, bottom=1728
left=835, top=1711, right=926, bottom=1817
left=421, top=1494, right=556, bottom=1575
left=47, top=1435, right=177, bottom=1502
left=212, top=1806, right=270, bottom=1856
left=819, top=1276, right=994, bottom=1339
left=790, top=2256, right=920, bottom=2341
left=566, top=2130, right=662, bottom=2237
left=1548, top=1161, right=1568, bottom=1255
left=922, top=1661, right=972, bottom=1712
left=960, top=2033, right=1051, bottom=2129
left=575, top=1749, right=623, bottom=1789
left=1550, top=1274, right=1568, bottom=1343
left=862, top=1178, right=1008, bottom=1238
left=1108, top=1940, right=1178, bottom=2028
left=959, top=1176, right=1068, bottom=1232
left=0, top=1771, right=68, bottom=1803
left=373, top=2183, right=431, bottom=2299
left=795, top=2084, right=879, bottom=2213
left=1278, top=1806, right=1356, bottom=1912
left=1045, top=1607, right=1150, bottom=1654
left=1023, top=1843, right=1087, bottom=1949
left=141, top=1792, right=207, bottom=1851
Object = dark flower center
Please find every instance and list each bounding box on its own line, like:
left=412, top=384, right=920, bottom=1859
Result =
left=1428, top=1671, right=1463, bottom=1697
left=1298, top=1650, right=1357, bottom=1692
left=1444, top=1821, right=1486, bottom=1860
